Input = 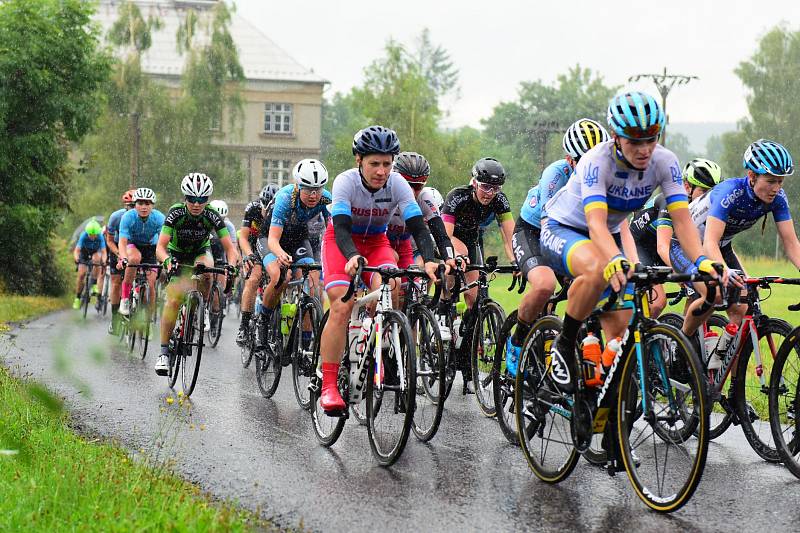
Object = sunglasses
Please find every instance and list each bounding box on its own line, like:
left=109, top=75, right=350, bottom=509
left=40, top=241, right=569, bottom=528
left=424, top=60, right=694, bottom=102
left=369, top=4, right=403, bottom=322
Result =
left=300, top=186, right=324, bottom=196
left=185, top=195, right=209, bottom=205
left=125, top=203, right=135, bottom=209
left=476, top=182, right=502, bottom=194
left=622, top=123, right=662, bottom=140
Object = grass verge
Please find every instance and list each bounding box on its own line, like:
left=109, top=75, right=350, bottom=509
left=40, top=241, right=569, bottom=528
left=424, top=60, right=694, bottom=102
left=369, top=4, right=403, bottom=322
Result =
left=0, top=292, right=72, bottom=331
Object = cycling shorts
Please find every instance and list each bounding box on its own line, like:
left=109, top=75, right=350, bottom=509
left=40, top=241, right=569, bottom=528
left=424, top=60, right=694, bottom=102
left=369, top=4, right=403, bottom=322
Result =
left=512, top=218, right=545, bottom=278
left=169, top=249, right=213, bottom=279
left=78, top=248, right=100, bottom=265
left=636, top=242, right=666, bottom=268
left=262, top=238, right=315, bottom=268
left=108, top=251, right=121, bottom=275
left=322, top=226, right=397, bottom=291
left=128, top=243, right=157, bottom=265
left=390, top=238, right=414, bottom=269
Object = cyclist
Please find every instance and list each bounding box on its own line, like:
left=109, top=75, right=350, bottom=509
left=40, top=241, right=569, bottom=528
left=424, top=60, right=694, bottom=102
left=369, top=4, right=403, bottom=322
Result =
left=256, top=158, right=331, bottom=348
left=235, top=184, right=278, bottom=346
left=318, top=125, right=440, bottom=413
left=209, top=199, right=238, bottom=295
left=72, top=219, right=107, bottom=310
left=154, top=173, right=238, bottom=375
left=442, top=157, right=515, bottom=309
left=117, top=188, right=164, bottom=317
left=505, top=118, right=609, bottom=376
left=105, top=189, right=135, bottom=333
left=672, top=139, right=800, bottom=338
left=629, top=157, right=724, bottom=317
left=387, top=151, right=455, bottom=269
left=540, top=91, right=719, bottom=393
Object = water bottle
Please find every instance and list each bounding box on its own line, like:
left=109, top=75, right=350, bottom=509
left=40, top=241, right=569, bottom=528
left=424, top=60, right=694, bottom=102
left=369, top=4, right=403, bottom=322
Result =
left=581, top=332, right=603, bottom=387
left=704, top=331, right=720, bottom=370
left=710, top=323, right=738, bottom=370
left=354, top=316, right=372, bottom=363
left=601, top=337, right=623, bottom=372
left=438, top=314, right=452, bottom=342
left=453, top=316, right=463, bottom=349
left=254, top=293, right=263, bottom=315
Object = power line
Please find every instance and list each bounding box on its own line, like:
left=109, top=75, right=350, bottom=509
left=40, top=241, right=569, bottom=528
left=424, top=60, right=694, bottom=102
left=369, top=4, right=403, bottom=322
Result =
left=628, top=67, right=697, bottom=146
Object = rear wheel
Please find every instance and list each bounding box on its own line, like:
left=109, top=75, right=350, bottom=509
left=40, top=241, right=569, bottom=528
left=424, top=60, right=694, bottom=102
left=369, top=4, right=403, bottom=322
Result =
left=82, top=271, right=91, bottom=319
left=240, top=317, right=255, bottom=368
left=127, top=293, right=138, bottom=354
left=768, top=325, right=800, bottom=479
left=310, top=311, right=346, bottom=446
left=137, top=289, right=150, bottom=360
left=292, top=297, right=323, bottom=410
left=207, top=282, right=224, bottom=348
left=180, top=292, right=204, bottom=397
left=411, top=305, right=445, bottom=442
left=494, top=312, right=519, bottom=445
left=471, top=301, right=505, bottom=417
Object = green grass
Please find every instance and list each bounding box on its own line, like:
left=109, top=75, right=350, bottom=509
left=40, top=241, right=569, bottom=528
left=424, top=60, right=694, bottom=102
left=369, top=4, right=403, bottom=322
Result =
left=0, top=292, right=72, bottom=331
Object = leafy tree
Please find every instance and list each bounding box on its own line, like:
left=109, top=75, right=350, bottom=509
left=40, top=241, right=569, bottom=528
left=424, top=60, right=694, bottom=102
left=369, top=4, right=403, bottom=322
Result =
left=411, top=28, right=459, bottom=99
left=705, top=134, right=725, bottom=166
left=663, top=131, right=695, bottom=167
left=0, top=0, right=110, bottom=294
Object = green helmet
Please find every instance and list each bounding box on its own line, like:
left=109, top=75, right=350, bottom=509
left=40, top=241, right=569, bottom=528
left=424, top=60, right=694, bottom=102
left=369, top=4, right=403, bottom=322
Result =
left=682, top=158, right=723, bottom=189
left=85, top=220, right=102, bottom=236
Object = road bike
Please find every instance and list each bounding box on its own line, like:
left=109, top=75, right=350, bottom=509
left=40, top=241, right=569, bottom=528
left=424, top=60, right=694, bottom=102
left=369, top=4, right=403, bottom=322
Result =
left=206, top=265, right=231, bottom=348
left=769, top=291, right=800, bottom=478
left=77, top=261, right=104, bottom=319
left=119, top=263, right=162, bottom=360
left=95, top=265, right=110, bottom=316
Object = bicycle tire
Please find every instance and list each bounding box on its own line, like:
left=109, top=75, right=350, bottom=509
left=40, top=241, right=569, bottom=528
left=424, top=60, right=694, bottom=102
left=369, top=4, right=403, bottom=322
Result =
left=292, top=296, right=323, bottom=410
left=471, top=300, right=505, bottom=417
left=366, top=309, right=416, bottom=466
left=618, top=322, right=709, bottom=513
left=207, top=282, right=224, bottom=348
left=515, top=315, right=579, bottom=482
left=255, top=310, right=282, bottom=398
left=168, top=327, right=181, bottom=389
left=734, top=317, right=792, bottom=462
left=127, top=293, right=138, bottom=354
left=138, top=289, right=150, bottom=360
left=768, top=325, right=800, bottom=479
left=82, top=271, right=91, bottom=319
left=411, top=305, right=445, bottom=442
left=181, top=291, right=204, bottom=397
left=310, top=310, right=346, bottom=447
left=240, top=316, right=255, bottom=368
left=493, top=311, right=520, bottom=445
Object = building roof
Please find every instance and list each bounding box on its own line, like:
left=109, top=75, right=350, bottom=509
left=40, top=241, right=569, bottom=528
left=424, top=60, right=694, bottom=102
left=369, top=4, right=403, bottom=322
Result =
left=95, top=1, right=327, bottom=84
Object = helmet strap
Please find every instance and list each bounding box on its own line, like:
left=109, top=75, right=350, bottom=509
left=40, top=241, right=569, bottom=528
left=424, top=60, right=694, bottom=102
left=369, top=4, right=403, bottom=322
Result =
left=613, top=139, right=647, bottom=172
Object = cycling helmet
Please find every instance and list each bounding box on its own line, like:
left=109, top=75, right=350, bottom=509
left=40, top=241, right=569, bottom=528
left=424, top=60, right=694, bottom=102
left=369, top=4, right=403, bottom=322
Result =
left=181, top=172, right=214, bottom=197
left=352, top=125, right=401, bottom=156
left=394, top=152, right=431, bottom=185
left=259, top=184, right=279, bottom=207
left=423, top=186, right=444, bottom=210
left=471, top=157, right=506, bottom=185
left=85, top=219, right=102, bottom=236
left=210, top=200, right=228, bottom=217
left=607, top=91, right=665, bottom=140
left=743, top=139, right=794, bottom=176
left=293, top=159, right=329, bottom=187
left=562, top=118, right=610, bottom=160
left=133, top=187, right=156, bottom=203
left=683, top=158, right=723, bottom=189
left=121, top=189, right=135, bottom=204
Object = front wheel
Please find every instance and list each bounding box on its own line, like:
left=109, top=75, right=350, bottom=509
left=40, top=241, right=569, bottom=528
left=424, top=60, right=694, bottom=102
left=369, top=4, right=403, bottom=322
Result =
left=410, top=305, right=445, bottom=442
left=292, top=297, right=323, bottom=410
left=180, top=292, right=204, bottom=397
left=493, top=311, right=519, bottom=445
left=471, top=301, right=505, bottom=417
left=207, top=282, right=224, bottom=348
left=768, top=325, right=800, bottom=479
left=137, top=289, right=150, bottom=360
left=255, top=310, right=282, bottom=398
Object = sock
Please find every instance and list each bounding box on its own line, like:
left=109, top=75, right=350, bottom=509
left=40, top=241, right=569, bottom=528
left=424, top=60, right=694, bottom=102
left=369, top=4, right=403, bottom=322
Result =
left=260, top=306, right=273, bottom=319
left=511, top=317, right=532, bottom=346
left=160, top=343, right=169, bottom=355
left=560, top=313, right=582, bottom=352
left=321, top=362, right=339, bottom=387
left=111, top=304, right=119, bottom=315
left=76, top=291, right=81, bottom=298
left=121, top=282, right=132, bottom=300
left=240, top=311, right=252, bottom=328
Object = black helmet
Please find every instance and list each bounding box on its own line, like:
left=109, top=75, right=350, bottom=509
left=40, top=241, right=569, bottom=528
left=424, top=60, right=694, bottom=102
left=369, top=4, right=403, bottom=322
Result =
left=259, top=184, right=279, bottom=207
left=471, top=157, right=505, bottom=185
left=393, top=152, right=431, bottom=185
left=352, top=125, right=401, bottom=156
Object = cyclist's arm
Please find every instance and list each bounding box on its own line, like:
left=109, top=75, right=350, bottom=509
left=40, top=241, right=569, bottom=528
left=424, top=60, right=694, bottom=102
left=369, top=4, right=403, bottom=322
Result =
left=776, top=219, right=800, bottom=269
left=699, top=215, right=726, bottom=264
left=99, top=240, right=107, bottom=264
left=332, top=214, right=359, bottom=260
left=406, top=215, right=436, bottom=262
left=220, top=235, right=239, bottom=266
left=237, top=227, right=253, bottom=256
left=656, top=226, right=674, bottom=267
left=117, top=236, right=129, bottom=263
left=105, top=230, right=119, bottom=256
left=585, top=209, right=622, bottom=261
left=73, top=245, right=80, bottom=263
left=428, top=216, right=455, bottom=260
left=499, top=217, right=516, bottom=264
left=266, top=225, right=288, bottom=261
left=443, top=220, right=455, bottom=238
left=619, top=218, right=639, bottom=264
left=156, top=233, right=170, bottom=264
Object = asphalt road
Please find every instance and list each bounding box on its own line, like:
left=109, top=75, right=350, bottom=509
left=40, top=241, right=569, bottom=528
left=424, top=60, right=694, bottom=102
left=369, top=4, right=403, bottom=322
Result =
left=2, top=309, right=799, bottom=532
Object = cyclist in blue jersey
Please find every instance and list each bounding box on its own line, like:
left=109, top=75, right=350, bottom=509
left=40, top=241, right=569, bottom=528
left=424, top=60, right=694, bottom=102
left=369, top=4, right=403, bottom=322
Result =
left=117, top=188, right=165, bottom=316
left=105, top=189, right=135, bottom=333
left=505, top=118, right=608, bottom=376
left=540, top=91, right=720, bottom=393
left=673, top=139, right=800, bottom=337
left=318, top=125, right=440, bottom=413
left=256, top=158, right=331, bottom=345
left=72, top=219, right=107, bottom=310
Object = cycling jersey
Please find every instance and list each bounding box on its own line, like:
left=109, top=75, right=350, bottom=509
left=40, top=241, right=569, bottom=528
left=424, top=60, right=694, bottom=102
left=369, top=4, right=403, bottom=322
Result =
left=387, top=187, right=441, bottom=242
left=106, top=208, right=127, bottom=244
left=76, top=232, right=106, bottom=253
left=119, top=209, right=165, bottom=246
left=162, top=203, right=229, bottom=255
left=520, top=159, right=572, bottom=228
left=545, top=141, right=687, bottom=233
left=687, top=176, right=791, bottom=246
left=441, top=185, right=513, bottom=243
left=241, top=201, right=266, bottom=248
left=629, top=193, right=671, bottom=267
left=210, top=218, right=237, bottom=264
left=258, top=184, right=331, bottom=263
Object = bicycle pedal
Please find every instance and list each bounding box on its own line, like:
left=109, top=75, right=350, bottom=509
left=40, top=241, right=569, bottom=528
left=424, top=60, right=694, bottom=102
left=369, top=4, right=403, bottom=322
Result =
left=323, top=408, right=347, bottom=418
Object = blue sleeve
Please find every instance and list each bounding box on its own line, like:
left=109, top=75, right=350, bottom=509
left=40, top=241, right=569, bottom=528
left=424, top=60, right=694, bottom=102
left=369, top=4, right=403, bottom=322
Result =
left=119, top=211, right=132, bottom=240
left=541, top=165, right=568, bottom=204
left=707, top=180, right=736, bottom=221
left=772, top=189, right=792, bottom=223
left=270, top=192, right=291, bottom=228
left=77, top=233, right=87, bottom=248
left=98, top=237, right=106, bottom=250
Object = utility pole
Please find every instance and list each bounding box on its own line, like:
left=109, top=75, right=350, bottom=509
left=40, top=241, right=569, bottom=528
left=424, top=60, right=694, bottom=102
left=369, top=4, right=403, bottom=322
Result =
left=526, top=121, right=567, bottom=175
left=628, top=67, right=697, bottom=146
left=129, top=111, right=140, bottom=189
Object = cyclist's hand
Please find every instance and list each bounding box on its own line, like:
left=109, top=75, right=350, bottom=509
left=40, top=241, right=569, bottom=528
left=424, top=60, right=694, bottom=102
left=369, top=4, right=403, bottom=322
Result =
left=603, top=254, right=629, bottom=293
left=243, top=253, right=258, bottom=272
left=345, top=255, right=365, bottom=276
left=120, top=258, right=128, bottom=271
left=225, top=263, right=238, bottom=277
left=277, top=252, right=292, bottom=267
left=444, top=258, right=457, bottom=276
left=424, top=261, right=439, bottom=284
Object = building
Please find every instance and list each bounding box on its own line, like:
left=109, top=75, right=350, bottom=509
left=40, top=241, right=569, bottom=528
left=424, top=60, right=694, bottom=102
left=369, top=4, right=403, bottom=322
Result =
left=95, top=0, right=327, bottom=219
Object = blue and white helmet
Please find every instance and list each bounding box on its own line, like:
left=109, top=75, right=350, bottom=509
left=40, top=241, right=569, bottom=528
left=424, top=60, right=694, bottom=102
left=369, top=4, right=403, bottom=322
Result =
left=607, top=91, right=665, bottom=140
left=743, top=139, right=794, bottom=176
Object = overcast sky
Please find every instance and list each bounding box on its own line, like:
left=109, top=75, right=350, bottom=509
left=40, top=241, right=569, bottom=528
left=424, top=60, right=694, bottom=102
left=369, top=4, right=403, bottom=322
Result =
left=232, top=0, right=800, bottom=129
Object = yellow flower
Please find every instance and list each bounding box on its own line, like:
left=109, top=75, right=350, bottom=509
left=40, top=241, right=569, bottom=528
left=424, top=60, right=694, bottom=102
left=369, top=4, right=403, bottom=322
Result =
left=166, top=397, right=174, bottom=405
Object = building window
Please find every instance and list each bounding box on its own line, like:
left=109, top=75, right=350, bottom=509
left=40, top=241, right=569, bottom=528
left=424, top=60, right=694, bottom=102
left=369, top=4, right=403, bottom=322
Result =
left=262, top=159, right=292, bottom=187
left=209, top=113, right=221, bottom=132
left=263, top=103, right=292, bottom=134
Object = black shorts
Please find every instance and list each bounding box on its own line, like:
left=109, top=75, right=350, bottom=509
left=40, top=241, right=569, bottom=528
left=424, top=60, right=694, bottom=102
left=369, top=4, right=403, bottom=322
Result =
left=109, top=251, right=121, bottom=275
left=210, top=239, right=225, bottom=265
left=132, top=243, right=157, bottom=265
left=78, top=248, right=98, bottom=264
left=636, top=242, right=666, bottom=268
left=512, top=219, right=544, bottom=278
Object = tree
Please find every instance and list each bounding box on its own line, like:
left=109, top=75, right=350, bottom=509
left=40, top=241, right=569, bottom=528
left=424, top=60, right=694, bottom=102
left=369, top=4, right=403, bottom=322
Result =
left=0, top=0, right=110, bottom=294
left=663, top=131, right=695, bottom=166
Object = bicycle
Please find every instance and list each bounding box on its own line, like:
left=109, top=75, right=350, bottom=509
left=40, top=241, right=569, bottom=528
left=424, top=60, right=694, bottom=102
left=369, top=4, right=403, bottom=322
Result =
left=95, top=265, right=110, bottom=316
left=206, top=266, right=231, bottom=348
left=164, top=263, right=231, bottom=397
left=120, top=263, right=162, bottom=360
left=77, top=261, right=104, bottom=319
left=769, top=289, right=800, bottom=478
left=309, top=260, right=438, bottom=466
left=514, top=265, right=714, bottom=513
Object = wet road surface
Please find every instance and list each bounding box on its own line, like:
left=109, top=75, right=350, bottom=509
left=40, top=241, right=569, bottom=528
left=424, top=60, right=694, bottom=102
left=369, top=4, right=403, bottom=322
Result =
left=2, top=310, right=799, bottom=532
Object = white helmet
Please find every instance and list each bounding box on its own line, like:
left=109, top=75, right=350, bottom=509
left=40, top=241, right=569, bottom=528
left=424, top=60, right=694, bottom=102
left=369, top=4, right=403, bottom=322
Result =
left=181, top=172, right=214, bottom=197
left=423, top=186, right=444, bottom=210
left=210, top=199, right=228, bottom=217
left=293, top=159, right=328, bottom=187
left=133, top=187, right=156, bottom=203
left=562, top=118, right=609, bottom=160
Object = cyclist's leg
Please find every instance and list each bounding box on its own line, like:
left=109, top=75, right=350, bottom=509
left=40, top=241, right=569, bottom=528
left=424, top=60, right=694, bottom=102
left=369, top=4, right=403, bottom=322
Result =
left=262, top=255, right=285, bottom=310
left=92, top=251, right=104, bottom=294
left=75, top=259, right=88, bottom=300
left=513, top=222, right=556, bottom=340
left=239, top=259, right=261, bottom=327
left=671, top=241, right=719, bottom=337
left=122, top=245, right=142, bottom=304
left=722, top=245, right=747, bottom=325
left=194, top=250, right=214, bottom=297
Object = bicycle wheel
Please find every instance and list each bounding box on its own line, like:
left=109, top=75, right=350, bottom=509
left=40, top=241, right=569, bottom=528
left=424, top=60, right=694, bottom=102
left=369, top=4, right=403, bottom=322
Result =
left=411, top=305, right=445, bottom=442
left=127, top=294, right=138, bottom=354
left=101, top=276, right=109, bottom=316
left=137, top=289, right=150, bottom=360
left=734, top=317, right=792, bottom=462
left=309, top=310, right=346, bottom=446
left=618, top=322, right=709, bottom=513
left=255, top=310, right=283, bottom=398
left=366, top=309, right=416, bottom=466
left=181, top=292, right=204, bottom=397
left=240, top=317, right=255, bottom=368
left=82, top=272, right=91, bottom=319
left=768, top=325, right=800, bottom=478
left=493, top=311, right=519, bottom=445
left=168, top=328, right=181, bottom=389
left=207, top=282, right=223, bottom=348
left=471, top=300, right=505, bottom=417
left=515, top=315, right=579, bottom=482
left=292, top=297, right=323, bottom=410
